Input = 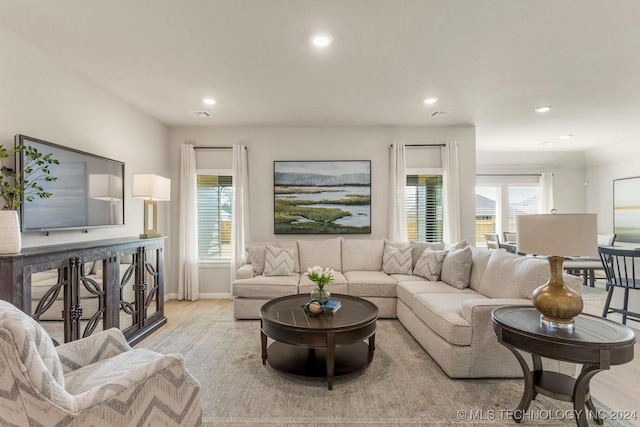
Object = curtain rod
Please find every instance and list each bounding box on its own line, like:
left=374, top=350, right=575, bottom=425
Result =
left=390, top=143, right=446, bottom=148
left=477, top=173, right=542, bottom=177
left=193, top=146, right=247, bottom=150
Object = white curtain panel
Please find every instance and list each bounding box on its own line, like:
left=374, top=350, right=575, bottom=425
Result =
left=442, top=141, right=461, bottom=243
left=539, top=172, right=554, bottom=214
left=230, top=144, right=251, bottom=292
left=178, top=143, right=200, bottom=301
left=387, top=142, right=407, bottom=241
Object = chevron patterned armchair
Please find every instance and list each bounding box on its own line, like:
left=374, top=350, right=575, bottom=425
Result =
left=0, top=300, right=202, bottom=426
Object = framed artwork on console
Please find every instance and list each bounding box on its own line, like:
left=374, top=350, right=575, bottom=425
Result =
left=614, top=176, right=640, bottom=243
left=274, top=160, right=371, bottom=234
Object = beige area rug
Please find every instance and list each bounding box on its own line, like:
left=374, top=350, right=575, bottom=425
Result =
left=151, top=314, right=632, bottom=427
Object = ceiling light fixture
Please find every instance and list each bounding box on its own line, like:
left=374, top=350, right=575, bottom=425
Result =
left=423, top=97, right=439, bottom=105
left=311, top=34, right=332, bottom=48
left=535, top=106, right=552, bottom=113
left=559, top=134, right=573, bottom=140
left=540, top=141, right=557, bottom=146
left=203, top=98, right=216, bottom=105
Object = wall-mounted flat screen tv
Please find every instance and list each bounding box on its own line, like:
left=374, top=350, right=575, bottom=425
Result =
left=17, top=135, right=125, bottom=232
left=613, top=176, right=640, bottom=243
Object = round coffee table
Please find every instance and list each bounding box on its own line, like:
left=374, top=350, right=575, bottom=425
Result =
left=260, top=294, right=378, bottom=390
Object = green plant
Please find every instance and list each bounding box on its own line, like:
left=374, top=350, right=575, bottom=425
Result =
left=0, top=144, right=59, bottom=210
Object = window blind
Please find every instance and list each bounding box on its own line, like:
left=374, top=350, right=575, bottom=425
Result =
left=406, top=174, right=443, bottom=242
left=507, top=186, right=539, bottom=232
left=197, top=175, right=232, bottom=260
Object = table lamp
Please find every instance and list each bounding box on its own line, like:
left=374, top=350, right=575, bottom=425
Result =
left=132, top=174, right=171, bottom=238
left=516, top=213, right=598, bottom=329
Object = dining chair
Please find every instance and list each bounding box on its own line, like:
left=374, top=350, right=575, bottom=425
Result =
left=502, top=232, right=517, bottom=243
left=598, top=246, right=640, bottom=325
left=484, top=233, right=500, bottom=249
left=597, top=233, right=617, bottom=247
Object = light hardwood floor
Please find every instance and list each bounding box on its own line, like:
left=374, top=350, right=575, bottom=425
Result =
left=137, top=295, right=640, bottom=418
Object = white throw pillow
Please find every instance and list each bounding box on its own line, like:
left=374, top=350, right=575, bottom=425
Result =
left=444, top=239, right=469, bottom=252
left=382, top=244, right=413, bottom=274
left=409, top=241, right=446, bottom=268
left=413, top=247, right=448, bottom=280
left=263, top=245, right=295, bottom=276
left=440, top=246, right=473, bottom=289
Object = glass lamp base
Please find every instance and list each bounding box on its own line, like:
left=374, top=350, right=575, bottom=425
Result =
left=540, top=315, right=575, bottom=330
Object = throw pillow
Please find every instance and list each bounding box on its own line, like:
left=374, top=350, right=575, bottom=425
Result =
left=382, top=244, right=413, bottom=274
left=444, top=239, right=469, bottom=252
left=263, top=245, right=295, bottom=276
left=245, top=245, right=268, bottom=275
left=440, top=246, right=473, bottom=289
left=413, top=247, right=448, bottom=280
left=409, top=241, right=446, bottom=268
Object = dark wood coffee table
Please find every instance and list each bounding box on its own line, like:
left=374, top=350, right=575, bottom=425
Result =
left=260, top=294, right=378, bottom=390
left=492, top=306, right=636, bottom=427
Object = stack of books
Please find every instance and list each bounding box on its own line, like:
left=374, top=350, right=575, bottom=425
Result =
left=323, top=300, right=341, bottom=313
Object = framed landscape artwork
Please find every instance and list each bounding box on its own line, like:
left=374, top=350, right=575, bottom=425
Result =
left=614, top=176, right=640, bottom=243
left=274, top=160, right=371, bottom=234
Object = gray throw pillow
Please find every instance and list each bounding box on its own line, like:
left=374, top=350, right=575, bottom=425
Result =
left=410, top=241, right=446, bottom=268
left=413, top=247, right=448, bottom=280
left=245, top=245, right=267, bottom=275
left=263, top=245, right=295, bottom=276
left=444, top=239, right=469, bottom=252
left=382, top=244, right=413, bottom=274
left=440, top=246, right=473, bottom=289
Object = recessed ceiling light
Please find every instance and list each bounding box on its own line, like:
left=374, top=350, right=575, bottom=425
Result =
left=311, top=34, right=332, bottom=48
left=535, top=106, right=552, bottom=113
left=423, top=97, right=439, bottom=105
left=540, top=141, right=557, bottom=146
left=559, top=134, right=573, bottom=140
left=203, top=98, right=216, bottom=105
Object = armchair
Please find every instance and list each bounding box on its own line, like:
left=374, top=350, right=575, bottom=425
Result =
left=0, top=300, right=201, bottom=426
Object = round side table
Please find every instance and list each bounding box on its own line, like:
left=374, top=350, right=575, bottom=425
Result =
left=492, top=306, right=635, bottom=427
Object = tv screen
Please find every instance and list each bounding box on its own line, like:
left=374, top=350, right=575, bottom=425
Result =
left=17, top=135, right=125, bottom=232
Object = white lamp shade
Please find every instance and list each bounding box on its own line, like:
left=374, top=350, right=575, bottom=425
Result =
left=516, top=213, right=598, bottom=257
left=89, top=174, right=123, bottom=201
left=132, top=174, right=171, bottom=201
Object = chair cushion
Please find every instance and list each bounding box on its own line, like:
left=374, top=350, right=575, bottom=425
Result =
left=232, top=274, right=300, bottom=298
left=382, top=244, right=412, bottom=274
left=298, top=238, right=343, bottom=272
left=479, top=249, right=548, bottom=299
left=342, top=239, right=384, bottom=271
left=413, top=293, right=487, bottom=346
left=344, top=271, right=397, bottom=297
left=263, top=245, right=295, bottom=276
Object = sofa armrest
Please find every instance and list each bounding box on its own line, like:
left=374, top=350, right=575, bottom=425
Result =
left=56, top=328, right=132, bottom=374
left=236, top=264, right=256, bottom=280
left=461, top=298, right=532, bottom=324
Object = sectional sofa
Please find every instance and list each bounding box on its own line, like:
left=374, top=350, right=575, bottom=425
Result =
left=232, top=237, right=582, bottom=378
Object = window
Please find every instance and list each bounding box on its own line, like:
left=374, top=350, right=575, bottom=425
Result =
left=197, top=173, right=232, bottom=260
left=475, top=177, right=540, bottom=246
left=406, top=174, right=443, bottom=242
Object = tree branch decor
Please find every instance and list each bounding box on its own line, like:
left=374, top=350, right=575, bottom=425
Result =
left=0, top=144, right=59, bottom=210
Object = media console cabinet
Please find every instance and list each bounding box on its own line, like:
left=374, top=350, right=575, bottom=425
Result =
left=0, top=237, right=166, bottom=345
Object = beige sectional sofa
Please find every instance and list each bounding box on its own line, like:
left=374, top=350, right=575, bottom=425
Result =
left=232, top=237, right=582, bottom=378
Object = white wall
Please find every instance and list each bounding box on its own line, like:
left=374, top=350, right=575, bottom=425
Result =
left=168, top=126, right=476, bottom=297
left=477, top=151, right=588, bottom=215
left=0, top=26, right=171, bottom=256
left=0, top=27, right=171, bottom=270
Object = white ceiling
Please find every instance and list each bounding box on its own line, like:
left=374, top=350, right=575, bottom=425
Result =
left=1, top=0, right=639, bottom=152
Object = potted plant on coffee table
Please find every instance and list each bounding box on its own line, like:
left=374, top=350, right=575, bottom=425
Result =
left=0, top=143, right=58, bottom=254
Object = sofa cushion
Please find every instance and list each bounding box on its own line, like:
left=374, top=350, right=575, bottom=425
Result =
left=344, top=271, right=397, bottom=297
left=298, top=271, right=349, bottom=294
left=277, top=240, right=300, bottom=273
left=413, top=248, right=448, bottom=280
left=479, top=249, right=548, bottom=299
left=263, top=245, right=295, bottom=276
left=469, top=246, right=493, bottom=292
left=382, top=244, right=412, bottom=274
left=440, top=246, right=473, bottom=289
left=342, top=239, right=384, bottom=271
left=396, top=281, right=478, bottom=310
left=298, top=238, right=342, bottom=272
left=410, top=242, right=446, bottom=268
left=388, top=273, right=427, bottom=283
left=413, top=293, right=488, bottom=346
left=232, top=274, right=300, bottom=298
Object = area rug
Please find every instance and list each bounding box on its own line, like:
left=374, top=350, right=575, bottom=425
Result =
left=150, top=314, right=632, bottom=426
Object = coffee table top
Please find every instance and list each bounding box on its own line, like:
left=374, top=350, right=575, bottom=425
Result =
left=260, top=294, right=378, bottom=331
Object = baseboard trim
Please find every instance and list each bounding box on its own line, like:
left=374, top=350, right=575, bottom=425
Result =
left=164, top=292, right=232, bottom=301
